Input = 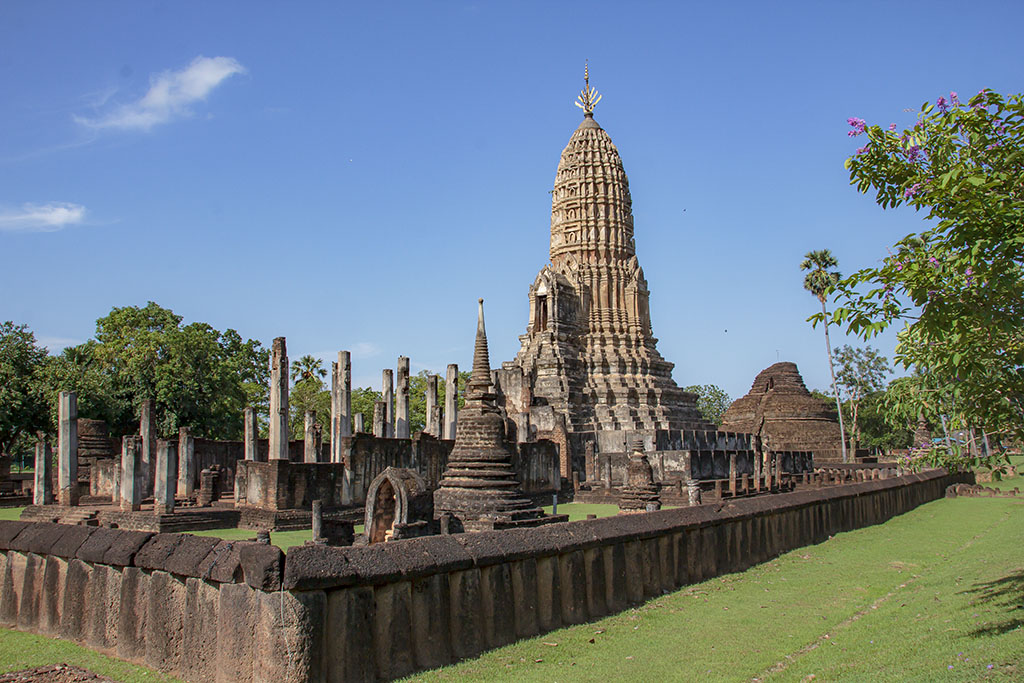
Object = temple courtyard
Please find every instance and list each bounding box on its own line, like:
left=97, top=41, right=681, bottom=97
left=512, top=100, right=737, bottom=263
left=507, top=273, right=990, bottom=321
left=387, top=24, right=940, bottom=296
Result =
left=1, top=484, right=1020, bottom=682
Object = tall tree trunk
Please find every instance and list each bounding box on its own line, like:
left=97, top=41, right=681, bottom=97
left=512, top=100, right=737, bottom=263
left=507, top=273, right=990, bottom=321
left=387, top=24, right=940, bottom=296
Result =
left=821, top=299, right=848, bottom=463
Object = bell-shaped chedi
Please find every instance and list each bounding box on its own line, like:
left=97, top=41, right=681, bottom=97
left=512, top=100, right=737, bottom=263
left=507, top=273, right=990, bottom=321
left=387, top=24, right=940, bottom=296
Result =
left=719, top=362, right=844, bottom=461
left=498, top=68, right=712, bottom=447
left=434, top=300, right=567, bottom=532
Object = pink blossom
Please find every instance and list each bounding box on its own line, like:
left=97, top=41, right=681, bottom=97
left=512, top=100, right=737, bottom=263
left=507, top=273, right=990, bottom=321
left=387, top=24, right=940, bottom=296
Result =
left=937, top=96, right=949, bottom=113
left=904, top=183, right=923, bottom=198
left=888, top=123, right=897, bottom=131
left=847, top=117, right=866, bottom=136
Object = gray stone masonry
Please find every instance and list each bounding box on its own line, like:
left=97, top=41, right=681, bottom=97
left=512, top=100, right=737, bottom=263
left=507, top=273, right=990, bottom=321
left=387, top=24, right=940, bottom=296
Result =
left=396, top=356, right=410, bottom=439
left=244, top=407, right=259, bottom=461
left=444, top=364, right=458, bottom=440
left=33, top=438, right=52, bottom=506
left=372, top=401, right=385, bottom=438
left=139, top=399, right=156, bottom=498
left=353, top=413, right=365, bottom=435
left=120, top=435, right=141, bottom=511
left=382, top=368, right=394, bottom=438
left=331, top=353, right=353, bottom=463
left=177, top=427, right=195, bottom=498
left=338, top=351, right=352, bottom=440
left=304, top=412, right=317, bottom=463
left=268, top=337, right=290, bottom=460
left=311, top=499, right=323, bottom=542
left=58, top=391, right=78, bottom=507
left=426, top=375, right=439, bottom=436
left=154, top=440, right=177, bottom=515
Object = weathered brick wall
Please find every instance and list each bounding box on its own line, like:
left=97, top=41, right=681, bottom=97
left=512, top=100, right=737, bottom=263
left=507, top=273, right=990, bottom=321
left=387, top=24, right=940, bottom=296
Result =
left=0, top=469, right=968, bottom=682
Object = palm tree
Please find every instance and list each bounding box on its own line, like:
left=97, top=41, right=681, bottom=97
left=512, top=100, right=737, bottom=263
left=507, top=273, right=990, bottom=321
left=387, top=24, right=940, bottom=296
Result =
left=290, top=354, right=327, bottom=386
left=801, top=249, right=849, bottom=463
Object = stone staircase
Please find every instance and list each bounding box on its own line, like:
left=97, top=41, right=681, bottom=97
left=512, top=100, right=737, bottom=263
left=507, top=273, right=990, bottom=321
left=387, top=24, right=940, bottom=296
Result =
left=19, top=505, right=99, bottom=526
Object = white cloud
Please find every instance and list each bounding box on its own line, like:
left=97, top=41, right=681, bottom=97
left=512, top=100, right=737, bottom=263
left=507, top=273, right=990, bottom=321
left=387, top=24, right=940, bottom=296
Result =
left=75, top=56, right=245, bottom=131
left=351, top=342, right=382, bottom=359
left=0, top=202, right=86, bottom=232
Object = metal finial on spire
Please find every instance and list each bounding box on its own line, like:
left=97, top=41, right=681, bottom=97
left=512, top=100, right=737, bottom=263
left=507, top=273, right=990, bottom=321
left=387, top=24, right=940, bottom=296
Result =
left=574, top=60, right=602, bottom=116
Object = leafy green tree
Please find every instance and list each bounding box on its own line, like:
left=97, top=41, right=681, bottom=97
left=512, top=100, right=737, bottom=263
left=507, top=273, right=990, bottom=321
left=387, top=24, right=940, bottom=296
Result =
left=801, top=249, right=849, bottom=462
left=682, top=384, right=732, bottom=426
left=408, top=369, right=470, bottom=434
left=289, top=355, right=329, bottom=437
left=832, top=345, right=889, bottom=451
left=856, top=389, right=914, bottom=452
left=290, top=355, right=327, bottom=384
left=351, top=386, right=382, bottom=431
left=0, top=322, right=49, bottom=456
left=38, top=340, right=129, bottom=433
left=835, top=90, right=1024, bottom=468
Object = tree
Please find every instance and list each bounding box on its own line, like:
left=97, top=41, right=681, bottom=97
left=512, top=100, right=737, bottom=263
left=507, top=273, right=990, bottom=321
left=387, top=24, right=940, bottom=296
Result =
left=289, top=355, right=329, bottom=437
left=351, top=387, right=382, bottom=430
left=832, top=345, right=889, bottom=451
left=682, top=384, right=732, bottom=426
left=0, top=322, right=49, bottom=457
left=836, top=90, right=1024, bottom=469
left=856, top=389, right=914, bottom=452
left=38, top=340, right=129, bottom=433
left=290, top=355, right=327, bottom=384
left=801, top=249, right=849, bottom=462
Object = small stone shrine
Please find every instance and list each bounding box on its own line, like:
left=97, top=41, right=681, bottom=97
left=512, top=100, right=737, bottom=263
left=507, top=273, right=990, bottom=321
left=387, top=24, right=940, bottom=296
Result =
left=433, top=299, right=568, bottom=532
left=618, top=435, right=661, bottom=513
left=719, top=361, right=844, bottom=462
left=364, top=467, right=434, bottom=543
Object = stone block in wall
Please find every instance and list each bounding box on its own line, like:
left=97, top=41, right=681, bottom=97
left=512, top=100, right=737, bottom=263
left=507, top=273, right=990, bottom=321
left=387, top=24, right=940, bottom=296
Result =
left=639, top=538, right=661, bottom=599
left=104, top=530, right=154, bottom=567
left=181, top=577, right=220, bottom=683
left=622, top=540, right=644, bottom=605
left=254, top=589, right=325, bottom=683
left=38, top=555, right=65, bottom=636
left=60, top=558, right=91, bottom=643
left=658, top=535, right=675, bottom=593
left=48, top=525, right=96, bottom=559
left=85, top=564, right=113, bottom=649
left=134, top=534, right=185, bottom=571
left=10, top=524, right=64, bottom=556
left=325, top=586, right=375, bottom=683
left=164, top=535, right=220, bottom=578
left=0, top=522, right=31, bottom=549
left=411, top=573, right=452, bottom=671
left=116, top=566, right=148, bottom=661
left=448, top=568, right=483, bottom=660
left=239, top=543, right=284, bottom=590
left=17, top=552, right=44, bottom=631
left=481, top=563, right=515, bottom=650
left=604, top=543, right=628, bottom=613
left=558, top=550, right=587, bottom=625
left=373, top=581, right=415, bottom=681
left=216, top=583, right=257, bottom=683
left=535, top=555, right=562, bottom=632
left=510, top=558, right=540, bottom=639
left=583, top=547, right=607, bottom=618
left=145, top=570, right=185, bottom=673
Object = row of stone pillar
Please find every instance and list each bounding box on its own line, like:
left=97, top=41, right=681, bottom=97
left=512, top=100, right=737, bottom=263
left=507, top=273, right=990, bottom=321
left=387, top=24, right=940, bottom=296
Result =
left=262, top=339, right=461, bottom=467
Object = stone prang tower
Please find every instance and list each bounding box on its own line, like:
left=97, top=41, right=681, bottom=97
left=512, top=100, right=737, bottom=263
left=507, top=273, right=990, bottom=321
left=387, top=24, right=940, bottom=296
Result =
left=495, top=67, right=712, bottom=469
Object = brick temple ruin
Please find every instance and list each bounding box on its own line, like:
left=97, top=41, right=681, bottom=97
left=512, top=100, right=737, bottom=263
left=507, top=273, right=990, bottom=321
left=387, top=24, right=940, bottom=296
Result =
left=720, top=361, right=845, bottom=462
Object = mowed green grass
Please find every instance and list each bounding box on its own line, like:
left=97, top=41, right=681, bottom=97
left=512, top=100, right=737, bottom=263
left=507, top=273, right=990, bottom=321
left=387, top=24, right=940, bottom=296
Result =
left=0, top=628, right=180, bottom=682
left=0, top=507, right=24, bottom=521
left=411, top=495, right=1024, bottom=682
left=542, top=502, right=619, bottom=521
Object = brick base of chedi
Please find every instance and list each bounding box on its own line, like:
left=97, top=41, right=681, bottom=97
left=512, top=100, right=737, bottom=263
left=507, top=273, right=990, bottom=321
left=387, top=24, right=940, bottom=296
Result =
left=434, top=300, right=568, bottom=533
left=719, top=361, right=844, bottom=462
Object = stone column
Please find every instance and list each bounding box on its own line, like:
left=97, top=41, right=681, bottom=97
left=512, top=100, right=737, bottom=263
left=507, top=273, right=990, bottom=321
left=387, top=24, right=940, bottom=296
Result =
left=311, top=499, right=323, bottom=542
left=33, top=437, right=53, bottom=506
left=603, top=456, right=612, bottom=490
left=139, top=398, right=156, bottom=497
left=353, top=413, right=365, bottom=435
left=57, top=391, right=79, bottom=506
left=154, top=439, right=177, bottom=515
left=425, top=375, right=439, bottom=436
left=330, top=361, right=339, bottom=459
left=728, top=453, right=737, bottom=496
left=268, top=337, right=290, bottom=460
left=396, top=356, right=410, bottom=438
left=244, top=407, right=259, bottom=461
left=177, top=426, right=196, bottom=498
left=338, top=351, right=352, bottom=439
left=372, top=401, right=386, bottom=438
left=443, top=363, right=458, bottom=440
left=121, top=435, right=141, bottom=512
left=304, top=411, right=318, bottom=463
left=382, top=368, right=394, bottom=438
left=753, top=448, right=763, bottom=492
left=111, top=461, right=121, bottom=506
left=584, top=441, right=596, bottom=483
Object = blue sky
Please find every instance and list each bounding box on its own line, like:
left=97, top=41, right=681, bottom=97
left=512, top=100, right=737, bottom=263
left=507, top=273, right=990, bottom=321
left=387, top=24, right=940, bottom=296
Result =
left=2, top=1, right=1022, bottom=400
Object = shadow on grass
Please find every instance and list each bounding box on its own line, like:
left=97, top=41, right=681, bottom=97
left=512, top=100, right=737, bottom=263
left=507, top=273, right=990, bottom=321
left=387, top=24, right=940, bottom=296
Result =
left=961, top=569, right=1024, bottom=637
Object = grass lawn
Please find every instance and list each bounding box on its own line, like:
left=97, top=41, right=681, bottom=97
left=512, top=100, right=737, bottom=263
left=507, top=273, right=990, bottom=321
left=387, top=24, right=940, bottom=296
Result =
left=189, top=526, right=316, bottom=551
left=0, top=507, right=24, bottom=521
left=0, top=628, right=180, bottom=682
left=412, top=495, right=1024, bottom=682
left=985, top=453, right=1024, bottom=493
left=542, top=502, right=619, bottom=522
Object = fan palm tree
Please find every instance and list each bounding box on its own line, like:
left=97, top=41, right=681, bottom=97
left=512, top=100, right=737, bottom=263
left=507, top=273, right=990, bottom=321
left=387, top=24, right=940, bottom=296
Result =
left=290, top=355, right=327, bottom=385
left=801, top=249, right=848, bottom=463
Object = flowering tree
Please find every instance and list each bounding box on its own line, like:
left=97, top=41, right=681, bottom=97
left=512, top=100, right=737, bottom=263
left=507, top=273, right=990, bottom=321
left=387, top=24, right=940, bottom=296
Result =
left=830, top=90, right=1023, bottom=470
